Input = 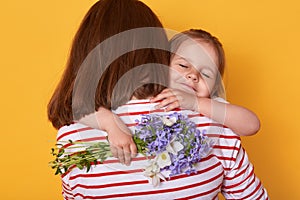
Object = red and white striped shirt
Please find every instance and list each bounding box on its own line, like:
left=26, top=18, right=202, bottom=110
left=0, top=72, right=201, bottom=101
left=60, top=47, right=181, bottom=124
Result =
left=57, top=99, right=268, bottom=200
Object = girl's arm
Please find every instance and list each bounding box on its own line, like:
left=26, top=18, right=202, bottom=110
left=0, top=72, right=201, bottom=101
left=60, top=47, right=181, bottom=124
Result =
left=150, top=88, right=260, bottom=136
left=79, top=107, right=137, bottom=165
left=196, top=98, right=260, bottom=136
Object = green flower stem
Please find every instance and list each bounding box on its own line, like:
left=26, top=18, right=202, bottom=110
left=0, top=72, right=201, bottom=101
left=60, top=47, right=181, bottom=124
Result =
left=49, top=139, right=115, bottom=175
left=50, top=137, right=143, bottom=175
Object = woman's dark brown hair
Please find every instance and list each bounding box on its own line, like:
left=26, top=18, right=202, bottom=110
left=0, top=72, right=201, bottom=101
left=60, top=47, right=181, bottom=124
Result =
left=48, top=0, right=170, bottom=129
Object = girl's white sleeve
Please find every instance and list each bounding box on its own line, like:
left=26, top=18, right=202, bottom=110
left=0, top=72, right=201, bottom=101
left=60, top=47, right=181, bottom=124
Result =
left=213, top=97, right=229, bottom=104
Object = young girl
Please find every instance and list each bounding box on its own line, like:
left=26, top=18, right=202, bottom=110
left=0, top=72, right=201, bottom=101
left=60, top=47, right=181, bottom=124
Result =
left=151, top=29, right=260, bottom=136
left=80, top=29, right=261, bottom=165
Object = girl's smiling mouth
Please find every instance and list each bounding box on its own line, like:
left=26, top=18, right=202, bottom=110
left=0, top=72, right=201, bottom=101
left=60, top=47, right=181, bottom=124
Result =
left=180, top=83, right=197, bottom=93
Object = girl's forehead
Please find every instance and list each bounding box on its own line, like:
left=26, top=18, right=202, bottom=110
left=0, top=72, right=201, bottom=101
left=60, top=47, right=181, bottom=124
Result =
left=174, top=39, right=218, bottom=72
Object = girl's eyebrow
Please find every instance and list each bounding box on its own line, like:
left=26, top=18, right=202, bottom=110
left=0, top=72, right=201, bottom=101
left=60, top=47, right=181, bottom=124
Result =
left=176, top=56, right=196, bottom=66
left=202, top=67, right=216, bottom=74
left=176, top=54, right=204, bottom=66
left=174, top=55, right=189, bottom=62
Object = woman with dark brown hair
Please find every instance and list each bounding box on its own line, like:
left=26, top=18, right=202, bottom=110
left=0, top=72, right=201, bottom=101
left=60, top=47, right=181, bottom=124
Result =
left=48, top=0, right=169, bottom=128
left=48, top=0, right=170, bottom=166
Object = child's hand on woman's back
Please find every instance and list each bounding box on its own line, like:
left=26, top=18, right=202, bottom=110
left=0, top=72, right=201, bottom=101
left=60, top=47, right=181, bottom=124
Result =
left=105, top=113, right=137, bottom=166
left=93, top=108, right=137, bottom=166
left=150, top=88, right=199, bottom=112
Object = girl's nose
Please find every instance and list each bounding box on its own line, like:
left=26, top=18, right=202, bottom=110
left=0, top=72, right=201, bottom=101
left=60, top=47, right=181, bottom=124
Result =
left=186, top=71, right=199, bottom=82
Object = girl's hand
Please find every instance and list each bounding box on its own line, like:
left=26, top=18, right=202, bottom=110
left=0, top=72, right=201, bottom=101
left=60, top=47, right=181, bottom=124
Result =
left=150, top=88, right=199, bottom=112
left=95, top=109, right=137, bottom=166
left=106, top=121, right=137, bottom=166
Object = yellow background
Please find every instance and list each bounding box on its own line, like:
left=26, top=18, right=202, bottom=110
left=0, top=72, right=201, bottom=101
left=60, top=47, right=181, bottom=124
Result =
left=0, top=0, right=299, bottom=199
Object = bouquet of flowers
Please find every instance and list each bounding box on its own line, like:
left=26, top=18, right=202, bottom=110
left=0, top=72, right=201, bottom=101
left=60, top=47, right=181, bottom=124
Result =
left=49, top=112, right=213, bottom=186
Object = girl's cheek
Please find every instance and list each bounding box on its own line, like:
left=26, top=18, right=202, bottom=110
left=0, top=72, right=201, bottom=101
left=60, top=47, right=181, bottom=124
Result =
left=169, top=66, right=183, bottom=79
left=207, top=81, right=216, bottom=94
left=169, top=69, right=186, bottom=88
left=169, top=71, right=179, bottom=84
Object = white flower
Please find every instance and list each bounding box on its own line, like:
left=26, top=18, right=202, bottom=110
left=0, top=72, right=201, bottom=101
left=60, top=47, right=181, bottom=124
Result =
left=156, top=151, right=171, bottom=168
left=144, top=161, right=166, bottom=187
left=166, top=141, right=184, bottom=155
left=144, top=161, right=160, bottom=176
left=151, top=174, right=161, bottom=187
left=162, top=116, right=177, bottom=126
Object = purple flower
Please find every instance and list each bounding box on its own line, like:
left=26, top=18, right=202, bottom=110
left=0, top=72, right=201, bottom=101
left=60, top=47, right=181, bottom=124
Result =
left=134, top=112, right=212, bottom=182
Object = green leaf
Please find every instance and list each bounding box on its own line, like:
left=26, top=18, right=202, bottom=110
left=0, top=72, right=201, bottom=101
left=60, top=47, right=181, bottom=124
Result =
left=77, top=164, right=83, bottom=170
left=57, top=149, right=65, bottom=157
left=55, top=168, right=61, bottom=175
left=62, top=164, right=66, bottom=169
left=86, top=162, right=91, bottom=172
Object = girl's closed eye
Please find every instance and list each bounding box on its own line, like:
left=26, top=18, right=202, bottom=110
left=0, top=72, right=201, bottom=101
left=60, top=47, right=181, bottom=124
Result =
left=179, top=64, right=188, bottom=68
left=201, top=72, right=211, bottom=78
left=201, top=69, right=214, bottom=79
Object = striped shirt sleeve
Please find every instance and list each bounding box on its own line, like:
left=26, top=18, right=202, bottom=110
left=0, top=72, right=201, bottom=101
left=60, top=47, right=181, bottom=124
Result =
left=222, top=146, right=269, bottom=199
left=61, top=176, right=75, bottom=200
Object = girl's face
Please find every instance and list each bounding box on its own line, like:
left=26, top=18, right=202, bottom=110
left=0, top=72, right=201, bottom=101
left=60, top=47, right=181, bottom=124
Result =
left=169, top=39, right=219, bottom=98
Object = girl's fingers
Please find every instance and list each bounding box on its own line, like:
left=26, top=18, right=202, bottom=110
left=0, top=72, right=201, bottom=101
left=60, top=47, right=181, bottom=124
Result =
left=110, top=145, right=118, bottom=158
left=150, top=89, right=173, bottom=102
left=111, top=142, right=136, bottom=165
left=130, top=143, right=138, bottom=158
left=123, top=145, right=132, bottom=166
left=117, top=148, right=125, bottom=164
left=155, top=95, right=178, bottom=109
left=165, top=101, right=180, bottom=111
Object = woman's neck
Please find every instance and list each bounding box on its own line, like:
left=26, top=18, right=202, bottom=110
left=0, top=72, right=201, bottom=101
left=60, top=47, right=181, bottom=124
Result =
left=131, top=96, right=153, bottom=100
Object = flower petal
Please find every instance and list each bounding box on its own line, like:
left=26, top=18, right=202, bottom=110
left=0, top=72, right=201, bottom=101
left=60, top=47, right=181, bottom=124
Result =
left=156, top=151, right=171, bottom=168
left=157, top=172, right=166, bottom=182
left=152, top=175, right=160, bottom=187
left=166, top=141, right=184, bottom=155
left=172, top=141, right=184, bottom=152
left=162, top=116, right=177, bottom=126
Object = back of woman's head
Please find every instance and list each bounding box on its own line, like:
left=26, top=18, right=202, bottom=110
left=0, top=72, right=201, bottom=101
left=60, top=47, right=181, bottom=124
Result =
left=48, top=0, right=170, bottom=129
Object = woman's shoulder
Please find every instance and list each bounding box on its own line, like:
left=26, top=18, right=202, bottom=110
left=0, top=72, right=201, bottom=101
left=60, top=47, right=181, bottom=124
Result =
left=56, top=123, right=107, bottom=142
left=57, top=123, right=87, bottom=134
left=114, top=99, right=155, bottom=113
